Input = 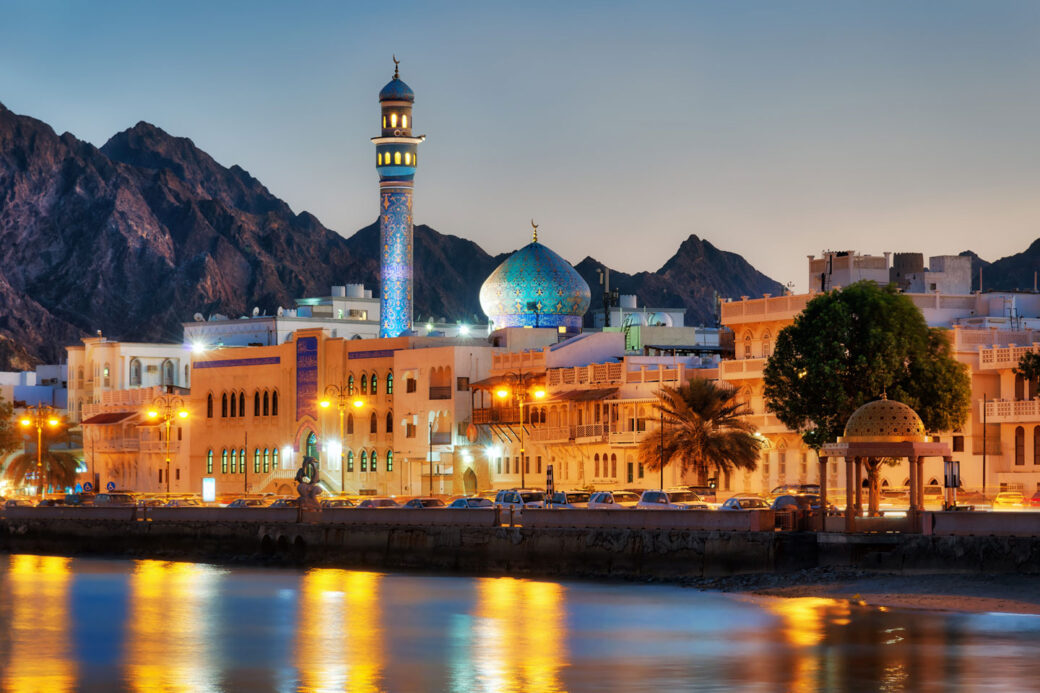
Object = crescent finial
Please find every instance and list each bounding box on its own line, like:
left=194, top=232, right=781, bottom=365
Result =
left=392, top=55, right=400, bottom=79
left=531, top=219, right=539, bottom=243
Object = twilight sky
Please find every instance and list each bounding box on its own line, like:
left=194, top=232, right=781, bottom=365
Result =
left=2, top=0, right=1039, bottom=290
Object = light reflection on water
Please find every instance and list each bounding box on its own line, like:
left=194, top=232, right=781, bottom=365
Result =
left=0, top=555, right=1039, bottom=692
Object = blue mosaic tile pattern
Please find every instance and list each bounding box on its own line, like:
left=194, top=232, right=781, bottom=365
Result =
left=379, top=187, right=414, bottom=337
left=479, top=241, right=591, bottom=329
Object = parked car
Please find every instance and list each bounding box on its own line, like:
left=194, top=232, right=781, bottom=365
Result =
left=3, top=499, right=34, bottom=509
left=357, top=497, right=400, bottom=509
left=404, top=497, right=446, bottom=509
left=36, top=498, right=66, bottom=507
left=228, top=498, right=270, bottom=508
left=636, top=490, right=708, bottom=510
left=268, top=498, right=300, bottom=509
left=94, top=492, right=136, bottom=507
left=719, top=495, right=771, bottom=511
left=64, top=492, right=95, bottom=506
left=447, top=497, right=494, bottom=509
left=769, top=484, right=821, bottom=499
left=136, top=498, right=166, bottom=508
left=587, top=491, right=641, bottom=509
left=164, top=498, right=203, bottom=508
left=547, top=491, right=592, bottom=509
left=994, top=491, right=1025, bottom=508
left=685, top=485, right=719, bottom=504
left=319, top=497, right=355, bottom=509
left=1029, top=490, right=1040, bottom=508
left=494, top=489, right=545, bottom=512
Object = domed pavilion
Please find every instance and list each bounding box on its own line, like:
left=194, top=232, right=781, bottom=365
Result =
left=479, top=224, right=591, bottom=333
left=821, top=396, right=952, bottom=533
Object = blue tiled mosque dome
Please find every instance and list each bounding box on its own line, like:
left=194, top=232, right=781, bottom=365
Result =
left=379, top=77, right=414, bottom=102
left=479, top=240, right=591, bottom=330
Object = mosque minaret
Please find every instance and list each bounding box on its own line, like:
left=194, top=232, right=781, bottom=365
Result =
left=373, top=57, right=424, bottom=338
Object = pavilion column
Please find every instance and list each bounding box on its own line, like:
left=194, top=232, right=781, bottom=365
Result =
left=844, top=456, right=855, bottom=532
left=908, top=456, right=920, bottom=526
left=818, top=456, right=828, bottom=532
left=854, top=457, right=863, bottom=515
left=916, top=457, right=925, bottom=509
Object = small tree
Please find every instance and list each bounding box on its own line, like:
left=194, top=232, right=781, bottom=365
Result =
left=638, top=379, right=762, bottom=485
left=763, top=281, right=971, bottom=515
left=1014, top=351, right=1040, bottom=395
left=0, top=395, right=20, bottom=457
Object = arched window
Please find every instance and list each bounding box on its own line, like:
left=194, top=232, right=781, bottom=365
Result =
left=1016, top=426, right=1025, bottom=465
left=263, top=391, right=270, bottom=416
left=184, top=364, right=190, bottom=385
left=1035, top=427, right=1040, bottom=465
left=206, top=450, right=213, bottom=474
left=386, top=411, right=394, bottom=433
left=129, top=359, right=142, bottom=386
left=386, top=450, right=393, bottom=472
left=272, top=448, right=279, bottom=469
left=272, top=390, right=279, bottom=416
left=382, top=116, right=386, bottom=128
left=402, top=114, right=408, bottom=128
left=360, top=374, right=368, bottom=394
left=207, top=394, right=213, bottom=418
left=77, top=367, right=84, bottom=385
left=239, top=392, right=245, bottom=418
left=370, top=412, right=378, bottom=434
left=230, top=449, right=237, bottom=474
left=370, top=372, right=378, bottom=395
left=306, top=433, right=318, bottom=460
left=221, top=393, right=228, bottom=418
left=348, top=375, right=355, bottom=395
left=377, top=152, right=383, bottom=165
left=103, top=363, right=111, bottom=388
left=743, top=332, right=752, bottom=359
left=240, top=449, right=246, bottom=473
left=370, top=450, right=378, bottom=472
left=387, top=371, right=394, bottom=394
left=360, top=450, right=368, bottom=472
left=404, top=152, right=411, bottom=165
left=761, top=331, right=772, bottom=358
left=390, top=113, right=398, bottom=127
left=347, top=450, right=354, bottom=472
left=230, top=393, right=237, bottom=418
left=263, top=448, right=270, bottom=473
left=221, top=449, right=228, bottom=474
left=394, top=151, right=401, bottom=165
left=611, top=453, right=617, bottom=478
left=594, top=453, right=600, bottom=477
left=163, top=360, right=175, bottom=386
left=347, top=413, right=354, bottom=435
left=254, top=392, right=260, bottom=417
left=254, top=449, right=261, bottom=473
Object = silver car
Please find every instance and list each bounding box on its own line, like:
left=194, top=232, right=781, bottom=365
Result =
left=587, top=491, right=641, bottom=509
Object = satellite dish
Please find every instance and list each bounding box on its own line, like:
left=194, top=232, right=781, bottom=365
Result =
left=193, top=313, right=204, bottom=322
left=276, top=307, right=285, bottom=316
left=622, top=313, right=645, bottom=327
left=252, top=306, right=260, bottom=317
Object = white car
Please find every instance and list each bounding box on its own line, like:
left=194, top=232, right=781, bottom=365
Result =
left=587, top=491, right=641, bottom=509
left=547, top=491, right=592, bottom=508
left=719, top=495, right=770, bottom=511
left=636, top=490, right=709, bottom=510
left=494, top=489, right=545, bottom=512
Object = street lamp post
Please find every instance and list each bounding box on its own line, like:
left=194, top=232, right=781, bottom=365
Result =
left=19, top=404, right=62, bottom=497
left=495, top=370, right=546, bottom=489
left=146, top=394, right=188, bottom=494
left=660, top=407, right=665, bottom=490
left=320, top=385, right=364, bottom=493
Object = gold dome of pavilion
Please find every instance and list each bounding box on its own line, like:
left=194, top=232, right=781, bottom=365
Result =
left=840, top=396, right=927, bottom=443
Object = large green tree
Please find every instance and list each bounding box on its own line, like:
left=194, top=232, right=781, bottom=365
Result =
left=0, top=394, right=21, bottom=457
left=5, top=450, right=80, bottom=495
left=639, top=379, right=762, bottom=485
left=763, top=281, right=971, bottom=514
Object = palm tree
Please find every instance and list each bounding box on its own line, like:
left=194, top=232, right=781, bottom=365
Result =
left=638, top=379, right=762, bottom=486
left=5, top=450, right=81, bottom=494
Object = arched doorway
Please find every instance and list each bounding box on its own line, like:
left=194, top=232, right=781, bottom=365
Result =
left=463, top=468, right=477, bottom=495
left=305, top=432, right=318, bottom=460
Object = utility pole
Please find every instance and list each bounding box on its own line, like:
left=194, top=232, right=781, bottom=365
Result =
left=660, top=407, right=665, bottom=489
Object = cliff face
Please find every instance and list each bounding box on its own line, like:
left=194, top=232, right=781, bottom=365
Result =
left=0, top=102, right=787, bottom=369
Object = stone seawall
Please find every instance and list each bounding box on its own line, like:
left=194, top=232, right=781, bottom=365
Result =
left=2, top=516, right=1038, bottom=578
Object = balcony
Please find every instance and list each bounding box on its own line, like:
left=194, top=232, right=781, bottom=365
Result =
left=609, top=430, right=645, bottom=446
left=530, top=426, right=572, bottom=443
left=720, top=294, right=811, bottom=326
left=428, top=386, right=452, bottom=400
left=983, top=399, right=1040, bottom=423
left=140, top=440, right=181, bottom=454
left=473, top=407, right=521, bottom=425
left=978, top=344, right=1040, bottom=371
left=719, top=358, right=766, bottom=380
left=574, top=423, right=606, bottom=442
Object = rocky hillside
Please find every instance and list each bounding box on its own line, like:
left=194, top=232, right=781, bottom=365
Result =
left=965, top=242, right=1040, bottom=293
left=0, top=102, right=785, bottom=369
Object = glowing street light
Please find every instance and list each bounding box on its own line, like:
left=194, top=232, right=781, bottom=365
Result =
left=146, top=394, right=188, bottom=494
left=19, top=404, right=63, bottom=497
left=321, top=383, right=366, bottom=492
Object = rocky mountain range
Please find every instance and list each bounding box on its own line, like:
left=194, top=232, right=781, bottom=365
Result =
left=0, top=101, right=1033, bottom=371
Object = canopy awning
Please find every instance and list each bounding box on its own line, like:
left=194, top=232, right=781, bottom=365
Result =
left=541, top=388, right=618, bottom=403
left=471, top=373, right=546, bottom=391
left=80, top=412, right=134, bottom=425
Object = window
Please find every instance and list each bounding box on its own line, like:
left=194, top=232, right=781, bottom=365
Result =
left=1016, top=426, right=1025, bottom=466
left=77, top=367, right=83, bottom=385
left=404, top=152, right=411, bottom=165
left=371, top=372, right=379, bottom=395
left=159, top=469, right=163, bottom=484
left=360, top=374, right=368, bottom=394
left=103, top=363, right=111, bottom=388
left=272, top=390, right=279, bottom=416
left=306, top=433, right=318, bottom=460
left=221, top=449, right=228, bottom=474
left=525, top=456, right=530, bottom=474
left=377, top=152, right=383, bottom=165
left=272, top=448, right=279, bottom=469
left=402, top=114, right=408, bottom=128
left=386, top=450, right=393, bottom=472
left=347, top=450, right=354, bottom=472
left=953, top=436, right=964, bottom=453
left=406, top=423, right=416, bottom=438
left=370, top=450, right=378, bottom=472
left=382, top=116, right=386, bottom=128
left=457, top=377, right=470, bottom=391
left=163, top=360, right=175, bottom=386
left=537, top=456, right=542, bottom=474
left=207, top=394, right=213, bottom=418
left=263, top=449, right=270, bottom=473
left=361, top=450, right=368, bottom=472
left=230, top=393, right=237, bottom=418
left=207, top=450, right=213, bottom=474
left=129, top=359, right=142, bottom=386
left=230, top=450, right=237, bottom=474
left=406, top=378, right=417, bottom=393
left=627, top=462, right=634, bottom=483
left=1035, top=427, right=1040, bottom=465
left=254, top=449, right=261, bottom=474
left=394, top=151, right=401, bottom=165
left=184, top=365, right=190, bottom=385
left=370, top=412, right=377, bottom=434
left=254, top=392, right=260, bottom=417
left=386, top=412, right=394, bottom=433
left=594, top=454, right=600, bottom=477
left=497, top=457, right=503, bottom=474
left=263, top=391, right=270, bottom=416
left=239, top=392, right=245, bottom=418
left=347, top=413, right=355, bottom=435
left=240, top=449, right=246, bottom=473
left=348, top=375, right=355, bottom=395
left=387, top=371, right=393, bottom=394
left=222, top=393, right=228, bottom=418
left=611, top=454, right=617, bottom=478
left=390, top=113, right=398, bottom=127
left=176, top=468, right=181, bottom=481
